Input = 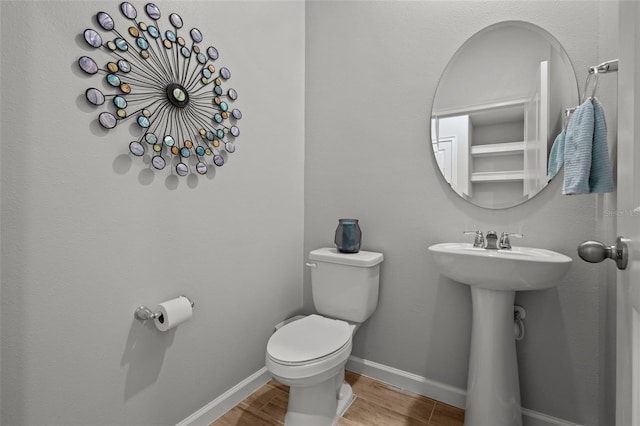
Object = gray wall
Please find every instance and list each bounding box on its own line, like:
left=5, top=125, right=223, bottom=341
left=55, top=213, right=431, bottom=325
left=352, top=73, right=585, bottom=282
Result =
left=305, top=1, right=616, bottom=425
left=0, top=1, right=621, bottom=425
left=0, top=1, right=305, bottom=425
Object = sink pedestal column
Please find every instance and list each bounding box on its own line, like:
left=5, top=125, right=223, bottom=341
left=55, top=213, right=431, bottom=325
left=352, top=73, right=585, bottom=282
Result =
left=465, top=287, right=522, bottom=426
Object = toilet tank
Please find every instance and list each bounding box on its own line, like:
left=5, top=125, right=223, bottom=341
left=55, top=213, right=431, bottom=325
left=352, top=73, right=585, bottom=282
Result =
left=308, top=248, right=384, bottom=323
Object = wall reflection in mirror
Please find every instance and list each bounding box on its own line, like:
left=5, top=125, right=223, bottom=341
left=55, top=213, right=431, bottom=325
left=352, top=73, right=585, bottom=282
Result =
left=431, top=21, right=578, bottom=209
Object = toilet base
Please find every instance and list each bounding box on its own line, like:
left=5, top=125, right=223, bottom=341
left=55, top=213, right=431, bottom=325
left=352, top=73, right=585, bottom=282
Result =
left=336, top=381, right=355, bottom=419
left=283, top=373, right=354, bottom=426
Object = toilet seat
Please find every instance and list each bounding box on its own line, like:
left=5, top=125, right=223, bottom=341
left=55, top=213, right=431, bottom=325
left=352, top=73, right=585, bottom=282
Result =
left=267, top=315, right=351, bottom=365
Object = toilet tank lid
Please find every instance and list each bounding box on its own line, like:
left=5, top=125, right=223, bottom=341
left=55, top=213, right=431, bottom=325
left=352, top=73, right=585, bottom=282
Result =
left=309, top=248, right=383, bottom=267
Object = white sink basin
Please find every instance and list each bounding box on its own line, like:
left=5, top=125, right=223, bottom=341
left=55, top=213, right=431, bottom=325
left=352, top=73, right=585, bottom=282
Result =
left=428, top=242, right=573, bottom=291
left=428, top=242, right=573, bottom=426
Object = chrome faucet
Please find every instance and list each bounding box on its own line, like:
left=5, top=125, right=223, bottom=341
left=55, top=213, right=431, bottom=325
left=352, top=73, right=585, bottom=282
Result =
left=464, top=230, right=523, bottom=249
left=484, top=230, right=498, bottom=249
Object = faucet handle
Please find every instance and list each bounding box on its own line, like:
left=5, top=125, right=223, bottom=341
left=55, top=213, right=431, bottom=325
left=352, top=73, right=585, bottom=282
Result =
left=464, top=230, right=484, bottom=247
left=499, top=232, right=524, bottom=249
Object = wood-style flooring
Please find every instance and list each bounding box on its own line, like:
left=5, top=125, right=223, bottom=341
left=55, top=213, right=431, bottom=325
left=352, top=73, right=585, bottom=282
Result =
left=211, top=370, right=465, bottom=426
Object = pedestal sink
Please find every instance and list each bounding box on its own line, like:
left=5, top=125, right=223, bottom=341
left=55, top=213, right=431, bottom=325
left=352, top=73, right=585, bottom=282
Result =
left=428, top=242, right=572, bottom=426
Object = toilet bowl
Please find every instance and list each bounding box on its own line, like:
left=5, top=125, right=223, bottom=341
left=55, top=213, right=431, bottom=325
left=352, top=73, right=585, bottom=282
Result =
left=266, top=315, right=356, bottom=425
left=265, top=248, right=383, bottom=426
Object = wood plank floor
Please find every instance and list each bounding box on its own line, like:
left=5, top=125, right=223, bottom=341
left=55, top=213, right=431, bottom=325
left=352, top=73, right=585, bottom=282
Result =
left=211, top=370, right=464, bottom=426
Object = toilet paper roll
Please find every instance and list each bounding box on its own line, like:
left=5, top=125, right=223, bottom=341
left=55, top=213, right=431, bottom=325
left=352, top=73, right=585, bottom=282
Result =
left=154, top=296, right=193, bottom=332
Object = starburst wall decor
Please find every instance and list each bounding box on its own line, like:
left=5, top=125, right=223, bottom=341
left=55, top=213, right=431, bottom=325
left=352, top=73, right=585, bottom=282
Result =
left=78, top=2, right=242, bottom=177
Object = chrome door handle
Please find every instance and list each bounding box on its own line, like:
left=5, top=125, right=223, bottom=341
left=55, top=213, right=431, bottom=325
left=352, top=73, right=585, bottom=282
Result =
left=577, top=236, right=629, bottom=270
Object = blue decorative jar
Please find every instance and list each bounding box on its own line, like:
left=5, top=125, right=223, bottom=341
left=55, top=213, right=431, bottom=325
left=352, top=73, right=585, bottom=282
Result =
left=334, top=219, right=362, bottom=253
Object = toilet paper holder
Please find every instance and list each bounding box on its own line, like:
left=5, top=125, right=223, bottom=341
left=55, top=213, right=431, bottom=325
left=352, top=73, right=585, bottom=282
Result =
left=134, top=296, right=195, bottom=321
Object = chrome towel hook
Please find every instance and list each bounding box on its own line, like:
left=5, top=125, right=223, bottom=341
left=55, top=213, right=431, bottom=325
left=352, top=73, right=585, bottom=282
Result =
left=594, top=59, right=619, bottom=73
left=579, top=59, right=619, bottom=103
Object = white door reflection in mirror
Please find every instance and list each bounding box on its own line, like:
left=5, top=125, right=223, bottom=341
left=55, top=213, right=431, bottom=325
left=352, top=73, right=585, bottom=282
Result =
left=523, top=60, right=549, bottom=198
left=432, top=115, right=470, bottom=197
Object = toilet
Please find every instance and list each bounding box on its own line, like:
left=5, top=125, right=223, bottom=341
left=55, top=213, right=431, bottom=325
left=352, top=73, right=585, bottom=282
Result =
left=265, top=247, right=384, bottom=426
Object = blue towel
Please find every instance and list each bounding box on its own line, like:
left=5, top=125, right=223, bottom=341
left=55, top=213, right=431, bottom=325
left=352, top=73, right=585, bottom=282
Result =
left=562, top=98, right=614, bottom=194
left=547, top=130, right=565, bottom=180
left=563, top=99, right=593, bottom=194
left=589, top=98, right=614, bottom=193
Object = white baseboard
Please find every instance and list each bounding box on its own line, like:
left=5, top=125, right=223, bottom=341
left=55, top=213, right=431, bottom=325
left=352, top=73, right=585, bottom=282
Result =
left=345, top=355, right=467, bottom=409
left=345, top=356, right=582, bottom=426
left=176, top=367, right=271, bottom=426
left=178, top=357, right=582, bottom=426
left=521, top=408, right=583, bottom=426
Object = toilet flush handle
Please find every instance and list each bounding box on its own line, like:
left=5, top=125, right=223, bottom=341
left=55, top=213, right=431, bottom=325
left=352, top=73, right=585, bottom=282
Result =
left=305, top=262, right=317, bottom=269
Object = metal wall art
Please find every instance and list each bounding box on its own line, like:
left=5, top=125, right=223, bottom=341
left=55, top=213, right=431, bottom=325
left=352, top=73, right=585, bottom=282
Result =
left=79, top=2, right=242, bottom=177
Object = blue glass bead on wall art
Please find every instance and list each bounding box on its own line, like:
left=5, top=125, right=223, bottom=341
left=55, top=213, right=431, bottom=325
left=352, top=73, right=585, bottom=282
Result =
left=334, top=219, right=362, bottom=254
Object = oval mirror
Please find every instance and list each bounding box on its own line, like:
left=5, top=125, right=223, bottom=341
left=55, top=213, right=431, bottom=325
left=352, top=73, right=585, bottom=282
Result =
left=431, top=21, right=578, bottom=209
